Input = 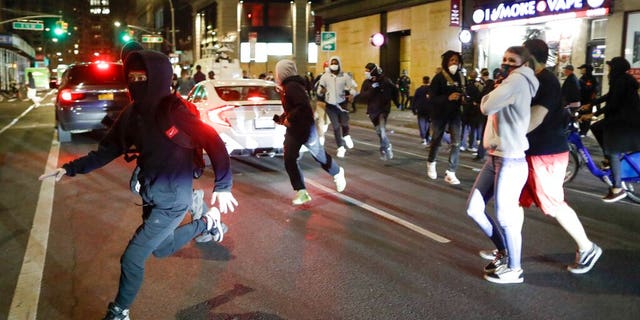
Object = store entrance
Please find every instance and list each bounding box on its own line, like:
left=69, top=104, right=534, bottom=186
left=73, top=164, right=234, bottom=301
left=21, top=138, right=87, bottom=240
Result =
left=586, top=39, right=606, bottom=96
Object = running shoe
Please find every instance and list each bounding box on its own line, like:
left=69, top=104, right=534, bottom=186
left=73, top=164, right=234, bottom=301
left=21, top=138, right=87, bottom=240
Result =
left=103, top=302, right=130, bottom=320
left=484, top=265, right=524, bottom=284
left=567, top=243, right=603, bottom=274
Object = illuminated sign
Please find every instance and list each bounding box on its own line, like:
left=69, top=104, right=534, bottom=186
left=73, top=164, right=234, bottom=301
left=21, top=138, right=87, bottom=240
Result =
left=471, top=0, right=611, bottom=30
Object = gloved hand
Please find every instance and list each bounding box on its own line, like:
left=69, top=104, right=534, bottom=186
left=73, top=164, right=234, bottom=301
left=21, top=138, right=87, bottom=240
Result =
left=371, top=82, right=380, bottom=88
left=38, top=168, right=67, bottom=182
left=211, top=191, right=238, bottom=214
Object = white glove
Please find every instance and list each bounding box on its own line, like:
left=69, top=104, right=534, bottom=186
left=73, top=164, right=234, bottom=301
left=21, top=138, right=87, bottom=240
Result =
left=211, top=191, right=238, bottom=214
left=371, top=82, right=380, bottom=88
left=39, top=168, right=67, bottom=182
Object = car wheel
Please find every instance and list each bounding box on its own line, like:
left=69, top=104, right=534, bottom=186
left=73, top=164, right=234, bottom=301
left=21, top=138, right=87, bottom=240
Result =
left=57, top=124, right=72, bottom=143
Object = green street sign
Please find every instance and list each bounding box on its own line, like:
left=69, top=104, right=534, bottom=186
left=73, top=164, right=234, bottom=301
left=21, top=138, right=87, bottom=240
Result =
left=142, top=35, right=163, bottom=43
left=12, top=21, right=44, bottom=31
left=321, top=31, right=336, bottom=51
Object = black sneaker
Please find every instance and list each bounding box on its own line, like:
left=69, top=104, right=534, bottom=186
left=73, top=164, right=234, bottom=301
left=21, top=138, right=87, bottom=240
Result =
left=103, top=302, right=130, bottom=320
left=602, top=189, right=627, bottom=203
left=484, top=251, right=508, bottom=273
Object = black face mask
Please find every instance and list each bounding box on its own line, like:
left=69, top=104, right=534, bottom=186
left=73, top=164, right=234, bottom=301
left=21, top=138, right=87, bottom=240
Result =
left=500, top=63, right=524, bottom=79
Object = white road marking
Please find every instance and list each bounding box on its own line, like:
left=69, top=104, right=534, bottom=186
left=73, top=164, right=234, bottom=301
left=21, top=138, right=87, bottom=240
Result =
left=9, top=134, right=59, bottom=320
left=0, top=104, right=36, bottom=135
left=306, top=179, right=451, bottom=243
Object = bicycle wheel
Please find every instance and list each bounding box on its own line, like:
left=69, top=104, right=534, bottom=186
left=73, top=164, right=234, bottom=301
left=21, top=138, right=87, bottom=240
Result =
left=624, top=180, right=640, bottom=203
left=564, top=146, right=580, bottom=184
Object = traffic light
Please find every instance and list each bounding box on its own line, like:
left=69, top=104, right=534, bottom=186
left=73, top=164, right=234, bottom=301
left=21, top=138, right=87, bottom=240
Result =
left=52, top=20, right=67, bottom=38
left=121, top=29, right=134, bottom=43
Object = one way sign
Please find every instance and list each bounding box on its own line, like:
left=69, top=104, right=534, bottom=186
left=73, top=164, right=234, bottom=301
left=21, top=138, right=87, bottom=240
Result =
left=321, top=31, right=336, bottom=51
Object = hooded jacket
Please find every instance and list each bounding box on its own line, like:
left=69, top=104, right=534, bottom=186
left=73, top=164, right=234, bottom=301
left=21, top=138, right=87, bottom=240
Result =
left=316, top=56, right=357, bottom=106
left=429, top=51, right=466, bottom=120
left=275, top=59, right=315, bottom=142
left=62, top=50, right=232, bottom=206
left=358, top=74, right=399, bottom=118
left=481, top=65, right=539, bottom=158
left=591, top=57, right=640, bottom=153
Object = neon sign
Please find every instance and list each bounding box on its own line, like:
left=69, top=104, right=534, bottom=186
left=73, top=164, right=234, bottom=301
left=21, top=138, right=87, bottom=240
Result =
left=471, top=0, right=611, bottom=29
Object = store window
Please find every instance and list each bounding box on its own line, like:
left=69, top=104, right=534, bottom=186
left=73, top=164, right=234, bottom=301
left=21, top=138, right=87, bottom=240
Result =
left=624, top=11, right=640, bottom=83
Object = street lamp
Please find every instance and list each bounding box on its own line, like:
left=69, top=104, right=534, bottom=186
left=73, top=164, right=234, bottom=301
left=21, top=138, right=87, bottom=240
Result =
left=169, top=0, right=176, bottom=54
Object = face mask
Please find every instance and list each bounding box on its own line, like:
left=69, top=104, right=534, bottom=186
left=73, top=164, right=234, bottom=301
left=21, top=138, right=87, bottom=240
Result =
left=329, top=64, right=339, bottom=71
left=448, top=65, right=458, bottom=74
left=364, top=72, right=371, bottom=80
left=500, top=63, right=523, bottom=78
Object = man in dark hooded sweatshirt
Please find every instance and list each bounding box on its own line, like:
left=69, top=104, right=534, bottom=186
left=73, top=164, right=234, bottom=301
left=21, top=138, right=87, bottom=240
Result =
left=274, top=59, right=346, bottom=205
left=39, top=46, right=238, bottom=319
left=426, top=50, right=466, bottom=185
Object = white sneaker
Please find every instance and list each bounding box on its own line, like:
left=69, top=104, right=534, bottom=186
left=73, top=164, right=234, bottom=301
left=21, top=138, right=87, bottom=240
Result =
left=333, top=167, right=346, bottom=192
left=202, top=207, right=224, bottom=242
left=484, top=265, right=524, bottom=284
left=427, top=161, right=437, bottom=179
left=292, top=189, right=312, bottom=205
left=344, top=135, right=354, bottom=149
left=444, top=170, right=460, bottom=185
left=336, top=146, right=346, bottom=158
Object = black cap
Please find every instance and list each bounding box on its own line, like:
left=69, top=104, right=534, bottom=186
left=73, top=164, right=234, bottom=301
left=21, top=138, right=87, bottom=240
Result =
left=563, top=65, right=574, bottom=71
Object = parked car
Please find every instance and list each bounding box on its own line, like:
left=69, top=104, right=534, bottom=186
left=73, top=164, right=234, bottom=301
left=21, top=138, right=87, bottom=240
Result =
left=54, top=61, right=131, bottom=142
left=187, top=79, right=290, bottom=157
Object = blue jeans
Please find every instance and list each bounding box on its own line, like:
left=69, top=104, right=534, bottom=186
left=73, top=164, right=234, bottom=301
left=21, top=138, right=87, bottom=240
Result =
left=325, top=103, right=350, bottom=148
left=428, top=116, right=461, bottom=172
left=284, top=124, right=340, bottom=191
left=115, top=199, right=206, bottom=309
left=370, top=113, right=390, bottom=151
left=466, top=156, right=528, bottom=269
left=417, top=115, right=430, bottom=141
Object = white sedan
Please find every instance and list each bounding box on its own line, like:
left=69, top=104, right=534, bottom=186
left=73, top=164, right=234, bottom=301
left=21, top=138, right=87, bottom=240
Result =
left=187, top=79, right=288, bottom=157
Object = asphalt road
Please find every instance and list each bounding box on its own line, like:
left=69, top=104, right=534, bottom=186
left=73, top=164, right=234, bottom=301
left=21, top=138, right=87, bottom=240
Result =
left=1, top=93, right=639, bottom=320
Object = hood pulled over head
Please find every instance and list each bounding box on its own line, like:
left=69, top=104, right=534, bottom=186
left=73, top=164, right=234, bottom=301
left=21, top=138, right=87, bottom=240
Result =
left=124, top=50, right=173, bottom=112
left=275, top=59, right=298, bottom=85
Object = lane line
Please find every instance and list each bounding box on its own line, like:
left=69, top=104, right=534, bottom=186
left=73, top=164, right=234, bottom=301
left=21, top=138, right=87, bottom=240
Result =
left=306, top=179, right=451, bottom=243
left=0, top=90, right=54, bottom=135
left=9, top=134, right=59, bottom=320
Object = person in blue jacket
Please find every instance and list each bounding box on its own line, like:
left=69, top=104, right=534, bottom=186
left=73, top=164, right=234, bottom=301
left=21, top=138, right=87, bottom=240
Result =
left=39, top=45, right=238, bottom=320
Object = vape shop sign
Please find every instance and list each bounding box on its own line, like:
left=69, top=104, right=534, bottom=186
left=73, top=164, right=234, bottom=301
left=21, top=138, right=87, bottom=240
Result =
left=470, top=0, right=612, bottom=30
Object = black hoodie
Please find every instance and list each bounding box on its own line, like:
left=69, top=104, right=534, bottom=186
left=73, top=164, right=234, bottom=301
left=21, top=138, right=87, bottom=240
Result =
left=63, top=50, right=232, bottom=206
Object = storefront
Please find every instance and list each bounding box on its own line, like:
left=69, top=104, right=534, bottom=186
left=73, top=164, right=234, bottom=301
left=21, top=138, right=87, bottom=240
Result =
left=465, top=0, right=613, bottom=86
left=0, top=33, right=35, bottom=91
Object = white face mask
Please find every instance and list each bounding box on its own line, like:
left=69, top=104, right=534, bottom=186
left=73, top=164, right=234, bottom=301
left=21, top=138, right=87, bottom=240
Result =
left=448, top=65, right=458, bottom=74
left=364, top=72, right=371, bottom=79
left=329, top=64, right=339, bottom=71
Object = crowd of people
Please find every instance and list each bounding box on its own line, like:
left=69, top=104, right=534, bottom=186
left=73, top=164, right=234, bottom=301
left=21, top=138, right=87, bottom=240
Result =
left=35, top=37, right=640, bottom=318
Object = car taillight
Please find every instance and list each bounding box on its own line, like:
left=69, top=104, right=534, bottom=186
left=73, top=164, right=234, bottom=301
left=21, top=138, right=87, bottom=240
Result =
left=59, top=89, right=85, bottom=102
left=247, top=96, right=265, bottom=102
left=207, top=105, right=234, bottom=127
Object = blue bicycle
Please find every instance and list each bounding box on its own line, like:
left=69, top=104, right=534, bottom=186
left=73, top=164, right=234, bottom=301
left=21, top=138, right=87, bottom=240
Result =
left=565, top=120, right=640, bottom=203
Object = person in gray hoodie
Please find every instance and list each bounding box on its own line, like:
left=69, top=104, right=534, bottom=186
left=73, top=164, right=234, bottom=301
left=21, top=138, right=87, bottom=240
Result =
left=316, top=56, right=357, bottom=158
left=465, top=46, right=539, bottom=284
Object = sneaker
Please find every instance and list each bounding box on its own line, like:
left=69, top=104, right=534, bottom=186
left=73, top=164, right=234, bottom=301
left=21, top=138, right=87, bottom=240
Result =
left=336, top=146, right=346, bottom=158
left=483, top=251, right=508, bottom=273
left=479, top=249, right=499, bottom=260
left=200, top=207, right=224, bottom=242
left=567, top=243, right=603, bottom=274
left=191, top=189, right=206, bottom=220
left=344, top=135, right=354, bottom=149
left=421, top=139, right=428, bottom=146
left=602, top=189, right=627, bottom=203
left=292, top=189, right=312, bottom=205
left=333, top=167, right=346, bottom=192
left=468, top=147, right=478, bottom=152
left=380, top=145, right=393, bottom=161
left=427, top=161, right=437, bottom=179
left=103, top=302, right=130, bottom=320
left=444, top=170, right=460, bottom=185
left=459, top=146, right=466, bottom=151
left=484, top=265, right=524, bottom=284
left=195, top=222, right=228, bottom=243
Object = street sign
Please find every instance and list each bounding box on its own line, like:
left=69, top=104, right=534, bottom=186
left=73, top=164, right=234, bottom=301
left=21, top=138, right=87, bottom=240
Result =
left=141, top=35, right=163, bottom=43
left=12, top=21, right=44, bottom=31
left=321, top=31, right=336, bottom=51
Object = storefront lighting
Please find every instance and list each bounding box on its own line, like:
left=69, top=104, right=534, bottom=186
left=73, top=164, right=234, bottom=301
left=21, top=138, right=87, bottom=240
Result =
left=370, top=33, right=385, bottom=47
left=459, top=29, right=472, bottom=44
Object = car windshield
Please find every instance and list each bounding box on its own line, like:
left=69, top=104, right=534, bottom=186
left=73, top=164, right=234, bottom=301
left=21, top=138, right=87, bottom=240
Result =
left=65, top=64, right=126, bottom=86
left=215, top=85, right=280, bottom=102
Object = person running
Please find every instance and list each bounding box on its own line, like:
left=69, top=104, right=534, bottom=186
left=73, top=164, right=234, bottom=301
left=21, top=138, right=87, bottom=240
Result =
left=358, top=62, right=400, bottom=160
left=274, top=59, right=347, bottom=205
left=509, top=38, right=602, bottom=275
left=39, top=44, right=238, bottom=319
left=412, top=76, right=432, bottom=146
left=316, top=56, right=357, bottom=158
left=427, top=50, right=466, bottom=185
left=466, top=46, right=538, bottom=284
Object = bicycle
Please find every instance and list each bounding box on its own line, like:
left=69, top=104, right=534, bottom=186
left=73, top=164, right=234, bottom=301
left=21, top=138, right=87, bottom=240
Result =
left=565, top=119, right=640, bottom=203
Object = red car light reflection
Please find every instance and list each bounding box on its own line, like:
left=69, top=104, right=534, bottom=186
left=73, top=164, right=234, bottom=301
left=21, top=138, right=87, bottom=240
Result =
left=59, top=89, right=86, bottom=102
left=207, top=105, right=235, bottom=127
